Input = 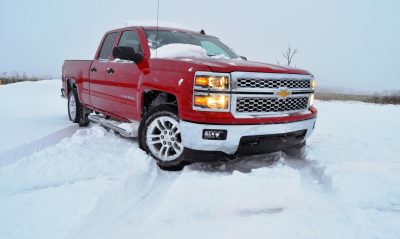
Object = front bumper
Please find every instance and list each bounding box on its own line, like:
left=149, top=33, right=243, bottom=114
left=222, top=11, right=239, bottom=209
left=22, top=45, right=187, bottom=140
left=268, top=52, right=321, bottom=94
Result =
left=180, top=118, right=316, bottom=161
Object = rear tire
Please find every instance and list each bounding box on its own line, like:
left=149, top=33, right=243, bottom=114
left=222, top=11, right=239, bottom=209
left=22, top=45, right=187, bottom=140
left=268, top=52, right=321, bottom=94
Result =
left=68, top=88, right=90, bottom=127
left=139, top=104, right=186, bottom=171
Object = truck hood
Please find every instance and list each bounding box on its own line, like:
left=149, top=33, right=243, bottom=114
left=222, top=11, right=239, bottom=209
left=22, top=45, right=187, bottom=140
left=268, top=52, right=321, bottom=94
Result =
left=179, top=58, right=311, bottom=75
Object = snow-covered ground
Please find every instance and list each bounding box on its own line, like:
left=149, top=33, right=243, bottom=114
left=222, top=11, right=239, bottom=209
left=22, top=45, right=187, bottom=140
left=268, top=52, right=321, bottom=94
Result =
left=0, top=81, right=74, bottom=167
left=0, top=80, right=399, bottom=239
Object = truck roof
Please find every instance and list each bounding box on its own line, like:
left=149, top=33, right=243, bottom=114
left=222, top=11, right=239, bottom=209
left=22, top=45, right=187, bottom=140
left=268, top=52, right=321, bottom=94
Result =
left=109, top=26, right=214, bottom=37
left=141, top=26, right=201, bottom=34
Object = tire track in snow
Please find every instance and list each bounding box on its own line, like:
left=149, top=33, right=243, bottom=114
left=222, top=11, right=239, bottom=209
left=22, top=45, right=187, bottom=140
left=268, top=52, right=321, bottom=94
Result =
left=69, top=153, right=286, bottom=239
left=0, top=125, right=146, bottom=197
left=188, top=152, right=281, bottom=173
left=67, top=165, right=181, bottom=239
left=283, top=153, right=333, bottom=192
left=0, top=125, right=79, bottom=167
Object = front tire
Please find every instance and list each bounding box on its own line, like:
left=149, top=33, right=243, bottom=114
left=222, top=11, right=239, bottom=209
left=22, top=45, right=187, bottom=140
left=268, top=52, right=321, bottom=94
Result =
left=139, top=105, right=186, bottom=171
left=68, top=88, right=90, bottom=127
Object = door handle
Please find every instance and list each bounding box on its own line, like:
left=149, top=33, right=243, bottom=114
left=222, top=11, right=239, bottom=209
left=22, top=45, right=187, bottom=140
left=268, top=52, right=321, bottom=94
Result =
left=106, top=68, right=115, bottom=74
left=90, top=67, right=97, bottom=73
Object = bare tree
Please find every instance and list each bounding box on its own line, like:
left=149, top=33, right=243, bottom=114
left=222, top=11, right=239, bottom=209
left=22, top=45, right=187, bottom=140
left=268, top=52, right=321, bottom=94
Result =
left=283, top=44, right=299, bottom=66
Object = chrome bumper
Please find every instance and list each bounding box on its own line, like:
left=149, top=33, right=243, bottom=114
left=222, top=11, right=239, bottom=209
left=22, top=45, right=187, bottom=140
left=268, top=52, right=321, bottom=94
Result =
left=180, top=118, right=316, bottom=155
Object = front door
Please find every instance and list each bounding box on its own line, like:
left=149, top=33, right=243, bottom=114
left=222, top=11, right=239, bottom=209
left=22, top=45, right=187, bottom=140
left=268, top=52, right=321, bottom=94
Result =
left=105, top=30, right=143, bottom=120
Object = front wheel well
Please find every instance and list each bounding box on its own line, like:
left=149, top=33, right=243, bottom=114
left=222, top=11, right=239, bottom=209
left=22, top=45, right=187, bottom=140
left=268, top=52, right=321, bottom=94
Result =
left=142, top=90, right=178, bottom=117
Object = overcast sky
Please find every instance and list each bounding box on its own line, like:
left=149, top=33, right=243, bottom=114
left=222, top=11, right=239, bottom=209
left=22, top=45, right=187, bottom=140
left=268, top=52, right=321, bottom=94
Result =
left=1, top=0, right=399, bottom=92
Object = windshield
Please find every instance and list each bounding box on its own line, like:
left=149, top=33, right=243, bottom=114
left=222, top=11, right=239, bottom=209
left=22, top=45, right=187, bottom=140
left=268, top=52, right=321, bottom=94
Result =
left=144, top=30, right=239, bottom=59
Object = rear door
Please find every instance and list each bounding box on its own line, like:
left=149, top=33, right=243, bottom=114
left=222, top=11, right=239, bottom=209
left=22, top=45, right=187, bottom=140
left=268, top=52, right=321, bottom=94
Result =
left=104, top=30, right=143, bottom=120
left=89, top=32, right=118, bottom=111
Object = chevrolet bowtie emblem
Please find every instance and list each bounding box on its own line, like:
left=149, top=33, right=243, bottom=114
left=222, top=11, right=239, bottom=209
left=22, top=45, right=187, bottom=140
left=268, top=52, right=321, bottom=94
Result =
left=275, top=89, right=291, bottom=98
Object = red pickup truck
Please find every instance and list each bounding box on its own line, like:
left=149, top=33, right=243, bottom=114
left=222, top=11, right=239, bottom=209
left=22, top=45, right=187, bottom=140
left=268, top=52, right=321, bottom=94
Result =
left=62, top=25, right=317, bottom=170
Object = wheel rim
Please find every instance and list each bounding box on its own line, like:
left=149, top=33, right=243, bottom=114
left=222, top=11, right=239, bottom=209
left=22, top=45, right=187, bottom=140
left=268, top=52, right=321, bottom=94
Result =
left=146, top=116, right=183, bottom=162
left=69, top=94, right=77, bottom=120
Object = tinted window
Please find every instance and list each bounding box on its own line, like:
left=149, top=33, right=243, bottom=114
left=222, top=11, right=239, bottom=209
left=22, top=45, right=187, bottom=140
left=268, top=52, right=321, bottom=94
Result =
left=118, top=31, right=142, bottom=53
left=98, top=32, right=117, bottom=60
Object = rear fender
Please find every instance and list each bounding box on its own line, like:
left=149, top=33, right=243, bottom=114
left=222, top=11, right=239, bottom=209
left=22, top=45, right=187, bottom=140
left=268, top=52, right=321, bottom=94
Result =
left=65, top=78, right=81, bottom=102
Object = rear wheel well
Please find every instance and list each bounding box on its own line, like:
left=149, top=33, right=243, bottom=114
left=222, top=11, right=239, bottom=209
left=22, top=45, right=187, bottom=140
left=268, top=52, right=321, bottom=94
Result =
left=66, top=79, right=77, bottom=95
left=142, top=90, right=178, bottom=117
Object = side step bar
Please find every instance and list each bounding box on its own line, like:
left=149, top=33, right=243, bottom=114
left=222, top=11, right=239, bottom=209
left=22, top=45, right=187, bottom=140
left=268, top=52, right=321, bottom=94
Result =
left=88, top=114, right=136, bottom=138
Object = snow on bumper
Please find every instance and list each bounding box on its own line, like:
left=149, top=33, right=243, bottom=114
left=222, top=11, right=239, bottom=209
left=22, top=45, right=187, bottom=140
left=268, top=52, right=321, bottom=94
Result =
left=180, top=118, right=316, bottom=155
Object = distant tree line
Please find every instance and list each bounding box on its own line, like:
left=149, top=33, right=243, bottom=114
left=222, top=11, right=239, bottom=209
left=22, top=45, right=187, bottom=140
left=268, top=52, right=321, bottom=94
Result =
left=0, top=72, right=44, bottom=85
left=370, top=93, right=400, bottom=105
left=316, top=92, right=400, bottom=105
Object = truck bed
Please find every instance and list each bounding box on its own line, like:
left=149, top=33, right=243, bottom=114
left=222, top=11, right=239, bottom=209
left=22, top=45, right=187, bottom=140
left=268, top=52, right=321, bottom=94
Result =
left=62, top=60, right=92, bottom=81
left=62, top=60, right=93, bottom=105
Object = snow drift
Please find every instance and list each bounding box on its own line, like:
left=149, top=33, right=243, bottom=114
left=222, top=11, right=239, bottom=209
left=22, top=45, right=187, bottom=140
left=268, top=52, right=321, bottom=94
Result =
left=151, top=43, right=208, bottom=59
left=1, top=81, right=400, bottom=239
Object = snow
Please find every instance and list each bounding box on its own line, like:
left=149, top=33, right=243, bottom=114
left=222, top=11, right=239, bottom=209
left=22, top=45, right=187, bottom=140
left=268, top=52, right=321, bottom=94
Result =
left=117, top=122, right=140, bottom=137
left=150, top=43, right=241, bottom=60
left=1, top=81, right=400, bottom=239
left=210, top=54, right=230, bottom=60
left=151, top=43, right=208, bottom=59
left=0, top=80, right=72, bottom=166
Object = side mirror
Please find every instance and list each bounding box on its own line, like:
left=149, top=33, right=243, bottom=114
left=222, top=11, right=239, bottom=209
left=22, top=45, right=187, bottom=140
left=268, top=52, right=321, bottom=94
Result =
left=240, top=56, right=248, bottom=61
left=112, top=46, right=143, bottom=63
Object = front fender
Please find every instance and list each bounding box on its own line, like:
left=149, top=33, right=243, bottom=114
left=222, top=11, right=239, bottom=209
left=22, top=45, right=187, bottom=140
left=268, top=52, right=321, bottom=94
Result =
left=136, top=59, right=209, bottom=119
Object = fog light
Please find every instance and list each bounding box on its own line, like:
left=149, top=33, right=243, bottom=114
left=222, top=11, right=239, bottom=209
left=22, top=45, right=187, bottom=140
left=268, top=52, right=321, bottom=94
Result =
left=202, top=129, right=227, bottom=140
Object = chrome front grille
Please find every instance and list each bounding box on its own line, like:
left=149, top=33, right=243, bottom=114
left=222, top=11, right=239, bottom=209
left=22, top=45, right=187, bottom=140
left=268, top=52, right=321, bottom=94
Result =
left=236, top=97, right=309, bottom=113
left=237, top=78, right=310, bottom=89
left=230, top=72, right=314, bottom=117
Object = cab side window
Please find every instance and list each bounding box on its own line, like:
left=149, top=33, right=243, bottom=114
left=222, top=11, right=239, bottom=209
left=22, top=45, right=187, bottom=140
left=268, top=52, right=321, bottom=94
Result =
left=118, top=31, right=142, bottom=54
left=98, top=32, right=117, bottom=60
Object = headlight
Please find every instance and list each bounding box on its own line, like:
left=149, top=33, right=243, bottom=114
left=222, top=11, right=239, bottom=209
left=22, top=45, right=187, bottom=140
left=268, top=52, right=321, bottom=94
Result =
left=311, top=79, right=316, bottom=90
left=193, top=94, right=230, bottom=111
left=193, top=72, right=231, bottom=111
left=309, top=94, right=315, bottom=107
left=194, top=73, right=230, bottom=90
